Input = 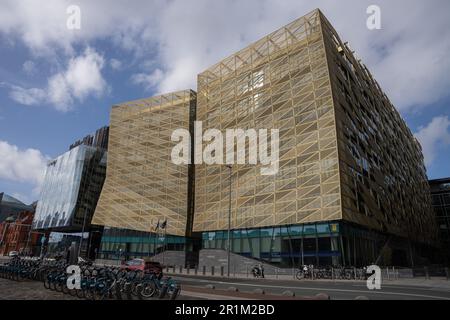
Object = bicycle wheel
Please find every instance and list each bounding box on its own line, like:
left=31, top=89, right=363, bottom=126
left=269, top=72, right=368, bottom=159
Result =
left=138, top=281, right=156, bottom=300
left=169, top=286, right=180, bottom=300
left=44, top=275, right=52, bottom=289
left=159, top=284, right=168, bottom=299
left=295, top=270, right=305, bottom=280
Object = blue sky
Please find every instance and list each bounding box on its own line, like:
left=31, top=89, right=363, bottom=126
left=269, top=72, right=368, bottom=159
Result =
left=0, top=0, right=449, bottom=204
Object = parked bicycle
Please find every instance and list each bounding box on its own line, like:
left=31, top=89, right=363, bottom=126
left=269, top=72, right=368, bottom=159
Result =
left=0, top=257, right=180, bottom=300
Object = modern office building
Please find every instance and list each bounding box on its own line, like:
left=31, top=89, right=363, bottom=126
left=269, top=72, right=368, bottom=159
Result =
left=69, top=126, right=109, bottom=151
left=194, top=9, right=437, bottom=267
left=33, top=144, right=107, bottom=232
left=32, top=128, right=108, bottom=258
left=429, top=178, right=450, bottom=262
left=91, top=90, right=197, bottom=262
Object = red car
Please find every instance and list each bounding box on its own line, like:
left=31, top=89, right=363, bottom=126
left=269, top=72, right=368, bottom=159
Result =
left=121, top=259, right=163, bottom=275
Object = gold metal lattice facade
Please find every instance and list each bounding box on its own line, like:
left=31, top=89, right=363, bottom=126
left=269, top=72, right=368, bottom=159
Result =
left=193, top=9, right=436, bottom=243
left=91, top=90, right=196, bottom=237
left=319, top=14, right=437, bottom=243
left=194, top=10, right=342, bottom=232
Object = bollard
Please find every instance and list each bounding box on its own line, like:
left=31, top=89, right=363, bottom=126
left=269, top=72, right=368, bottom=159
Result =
left=221, top=266, right=224, bottom=276
left=166, top=266, right=169, bottom=273
left=172, top=266, right=176, bottom=273
left=195, top=267, right=198, bottom=275
left=424, top=266, right=429, bottom=280
left=386, top=268, right=390, bottom=281
left=282, top=290, right=295, bottom=297
left=331, top=268, right=334, bottom=281
left=187, top=267, right=190, bottom=274
left=211, top=266, right=215, bottom=276
left=202, top=265, right=206, bottom=275
left=253, top=288, right=265, bottom=295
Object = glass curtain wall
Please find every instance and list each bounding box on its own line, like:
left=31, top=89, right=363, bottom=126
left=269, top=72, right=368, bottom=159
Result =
left=98, top=227, right=186, bottom=260
left=202, top=221, right=342, bottom=267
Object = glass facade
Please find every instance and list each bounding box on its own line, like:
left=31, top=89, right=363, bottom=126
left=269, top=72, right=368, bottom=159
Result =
left=98, top=227, right=186, bottom=260
left=203, top=222, right=348, bottom=267
left=33, top=145, right=107, bottom=231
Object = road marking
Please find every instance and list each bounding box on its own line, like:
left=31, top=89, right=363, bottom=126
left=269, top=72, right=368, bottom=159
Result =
left=175, top=276, right=450, bottom=300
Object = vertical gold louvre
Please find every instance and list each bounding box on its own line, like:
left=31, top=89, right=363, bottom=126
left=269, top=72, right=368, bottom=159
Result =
left=194, top=10, right=342, bottom=232
left=91, top=90, right=196, bottom=237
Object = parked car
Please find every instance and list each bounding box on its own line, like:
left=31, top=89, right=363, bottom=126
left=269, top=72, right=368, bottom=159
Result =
left=121, top=258, right=163, bottom=275
left=8, top=251, right=19, bottom=257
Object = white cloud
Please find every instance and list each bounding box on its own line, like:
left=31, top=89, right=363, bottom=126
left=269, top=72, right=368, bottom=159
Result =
left=1, top=0, right=450, bottom=111
left=22, top=60, right=37, bottom=75
left=131, top=69, right=164, bottom=91
left=0, top=140, right=49, bottom=196
left=9, top=47, right=107, bottom=111
left=414, top=116, right=450, bottom=166
left=110, top=58, right=122, bottom=70
left=9, top=85, right=46, bottom=106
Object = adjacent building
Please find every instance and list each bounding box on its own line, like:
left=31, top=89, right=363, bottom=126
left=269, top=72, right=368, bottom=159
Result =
left=33, top=144, right=107, bottom=231
left=0, top=196, right=42, bottom=256
left=194, top=9, right=437, bottom=267
left=32, top=127, right=108, bottom=258
left=429, top=178, right=450, bottom=262
left=0, top=193, right=34, bottom=223
left=0, top=205, right=44, bottom=256
left=91, top=90, right=197, bottom=262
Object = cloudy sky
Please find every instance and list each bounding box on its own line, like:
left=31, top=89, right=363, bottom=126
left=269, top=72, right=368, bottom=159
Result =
left=0, top=0, right=449, bottom=204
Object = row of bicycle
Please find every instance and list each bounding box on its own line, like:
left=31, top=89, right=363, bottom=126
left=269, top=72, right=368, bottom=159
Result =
left=0, top=257, right=180, bottom=300
left=295, top=265, right=369, bottom=280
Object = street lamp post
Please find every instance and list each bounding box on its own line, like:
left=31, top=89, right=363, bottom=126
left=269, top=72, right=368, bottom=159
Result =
left=78, top=207, right=89, bottom=258
left=226, top=165, right=232, bottom=277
